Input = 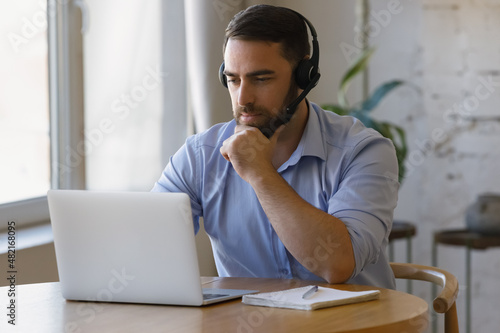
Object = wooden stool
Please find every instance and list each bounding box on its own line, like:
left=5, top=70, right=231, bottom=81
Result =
left=432, top=229, right=500, bottom=333
left=389, top=221, right=417, bottom=262
left=389, top=220, right=417, bottom=293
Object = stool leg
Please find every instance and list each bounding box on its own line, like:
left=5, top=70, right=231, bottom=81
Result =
left=406, top=233, right=413, bottom=293
left=432, top=239, right=437, bottom=333
left=466, top=244, right=471, bottom=333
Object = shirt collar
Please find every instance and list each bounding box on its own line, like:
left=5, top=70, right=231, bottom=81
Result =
left=300, top=101, right=327, bottom=160
left=279, top=101, right=327, bottom=171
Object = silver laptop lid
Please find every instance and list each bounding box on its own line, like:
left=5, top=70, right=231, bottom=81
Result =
left=48, top=190, right=205, bottom=306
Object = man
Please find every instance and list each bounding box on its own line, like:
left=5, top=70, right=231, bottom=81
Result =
left=152, top=5, right=399, bottom=289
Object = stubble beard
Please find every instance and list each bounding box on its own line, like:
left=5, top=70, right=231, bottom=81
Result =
left=234, top=80, right=299, bottom=138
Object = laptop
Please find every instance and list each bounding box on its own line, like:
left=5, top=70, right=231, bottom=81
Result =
left=47, top=190, right=257, bottom=306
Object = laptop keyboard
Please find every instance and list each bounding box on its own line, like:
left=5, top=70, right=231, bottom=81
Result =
left=203, top=293, right=229, bottom=300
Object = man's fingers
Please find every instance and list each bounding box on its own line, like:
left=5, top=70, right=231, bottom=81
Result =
left=234, top=124, right=255, bottom=134
left=220, top=137, right=232, bottom=161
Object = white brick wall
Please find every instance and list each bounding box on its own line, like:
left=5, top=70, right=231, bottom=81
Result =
left=375, top=1, right=500, bottom=332
left=267, top=1, right=500, bottom=331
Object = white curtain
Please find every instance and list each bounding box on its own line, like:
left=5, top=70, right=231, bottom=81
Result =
left=83, top=0, right=275, bottom=192
left=84, top=0, right=164, bottom=191
left=161, top=0, right=189, bottom=166
left=184, top=0, right=245, bottom=132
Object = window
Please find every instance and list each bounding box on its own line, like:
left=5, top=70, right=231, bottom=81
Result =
left=0, top=1, right=51, bottom=230
left=0, top=0, right=189, bottom=231
left=0, top=0, right=87, bottom=229
left=0, top=1, right=50, bottom=205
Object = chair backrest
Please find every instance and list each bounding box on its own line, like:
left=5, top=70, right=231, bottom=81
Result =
left=390, top=262, right=459, bottom=333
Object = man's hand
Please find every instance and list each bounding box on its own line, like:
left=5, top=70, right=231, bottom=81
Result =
left=220, top=125, right=284, bottom=183
left=221, top=124, right=355, bottom=283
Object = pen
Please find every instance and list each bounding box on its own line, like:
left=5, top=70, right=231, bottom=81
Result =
left=302, top=285, right=319, bottom=299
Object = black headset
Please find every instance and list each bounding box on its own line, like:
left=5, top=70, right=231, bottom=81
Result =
left=218, top=9, right=321, bottom=136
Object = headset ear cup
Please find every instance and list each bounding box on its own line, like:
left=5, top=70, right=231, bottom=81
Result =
left=219, top=62, right=227, bottom=88
left=295, top=59, right=314, bottom=90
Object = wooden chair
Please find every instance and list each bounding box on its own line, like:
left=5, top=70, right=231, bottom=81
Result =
left=390, top=262, right=459, bottom=333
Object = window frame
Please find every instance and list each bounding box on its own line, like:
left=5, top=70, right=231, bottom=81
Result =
left=0, top=197, right=49, bottom=228
left=0, top=0, right=86, bottom=231
left=49, top=0, right=86, bottom=191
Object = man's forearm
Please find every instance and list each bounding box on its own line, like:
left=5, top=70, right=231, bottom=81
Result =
left=220, top=124, right=356, bottom=282
left=249, top=169, right=356, bottom=284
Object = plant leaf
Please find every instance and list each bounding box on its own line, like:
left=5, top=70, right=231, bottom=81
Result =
left=376, top=122, right=407, bottom=183
left=393, top=125, right=408, bottom=162
left=360, top=80, right=404, bottom=112
left=338, top=47, right=375, bottom=108
left=322, top=104, right=350, bottom=116
left=350, top=109, right=378, bottom=129
left=376, top=122, right=393, bottom=141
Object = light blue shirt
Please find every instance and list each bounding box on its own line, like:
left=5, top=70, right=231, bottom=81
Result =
left=152, top=102, right=399, bottom=289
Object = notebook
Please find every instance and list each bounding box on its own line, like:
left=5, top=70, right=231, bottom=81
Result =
left=47, top=190, right=257, bottom=306
left=242, top=285, right=380, bottom=310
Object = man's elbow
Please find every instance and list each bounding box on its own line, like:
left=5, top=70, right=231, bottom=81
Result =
left=322, top=261, right=355, bottom=284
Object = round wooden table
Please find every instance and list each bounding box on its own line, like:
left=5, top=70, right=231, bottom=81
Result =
left=0, top=277, right=429, bottom=332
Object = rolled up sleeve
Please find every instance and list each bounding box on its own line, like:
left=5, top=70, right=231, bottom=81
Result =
left=328, top=136, right=399, bottom=278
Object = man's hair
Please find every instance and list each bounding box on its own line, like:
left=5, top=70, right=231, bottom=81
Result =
left=223, top=5, right=310, bottom=67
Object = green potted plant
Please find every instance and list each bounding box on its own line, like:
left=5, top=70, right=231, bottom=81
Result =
left=321, top=48, right=407, bottom=183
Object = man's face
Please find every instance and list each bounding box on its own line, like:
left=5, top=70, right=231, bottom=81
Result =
left=223, top=39, right=298, bottom=135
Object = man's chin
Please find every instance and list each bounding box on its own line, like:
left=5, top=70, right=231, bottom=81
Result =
left=237, top=117, right=265, bottom=129
left=235, top=114, right=284, bottom=138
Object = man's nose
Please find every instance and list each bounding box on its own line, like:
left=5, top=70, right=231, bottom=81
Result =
left=237, top=81, right=255, bottom=106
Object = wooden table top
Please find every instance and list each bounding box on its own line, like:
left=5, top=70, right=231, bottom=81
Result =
left=0, top=277, right=429, bottom=333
